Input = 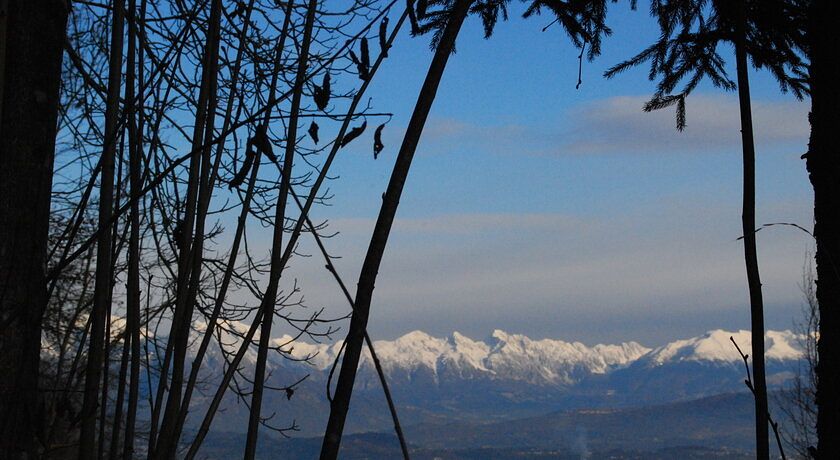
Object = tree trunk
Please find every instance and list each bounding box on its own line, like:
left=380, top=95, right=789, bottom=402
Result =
left=124, top=0, right=145, bottom=457
left=806, top=0, right=840, bottom=458
left=171, top=0, right=261, bottom=448
left=78, top=0, right=125, bottom=456
left=319, top=1, right=472, bottom=458
left=0, top=0, right=69, bottom=457
left=734, top=5, right=769, bottom=458
left=153, top=1, right=223, bottom=456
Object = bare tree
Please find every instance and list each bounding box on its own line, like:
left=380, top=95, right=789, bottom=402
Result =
left=778, top=258, right=819, bottom=458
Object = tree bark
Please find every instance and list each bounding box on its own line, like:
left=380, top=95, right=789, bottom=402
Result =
left=319, top=1, right=472, bottom=458
left=806, top=0, right=840, bottom=458
left=0, top=0, right=69, bottom=457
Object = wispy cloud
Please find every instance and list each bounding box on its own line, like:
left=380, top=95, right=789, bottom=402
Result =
left=397, top=94, right=809, bottom=157
left=279, top=199, right=813, bottom=344
left=562, top=95, right=809, bottom=154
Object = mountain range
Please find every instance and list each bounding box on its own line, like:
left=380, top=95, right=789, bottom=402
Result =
left=182, top=326, right=806, bottom=445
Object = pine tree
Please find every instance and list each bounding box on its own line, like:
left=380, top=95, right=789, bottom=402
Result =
left=605, top=1, right=806, bottom=457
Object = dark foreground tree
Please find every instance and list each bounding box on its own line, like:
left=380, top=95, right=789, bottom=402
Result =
left=320, top=0, right=616, bottom=457
left=803, top=0, right=840, bottom=457
left=0, top=0, right=70, bottom=457
left=605, top=1, right=806, bottom=457
left=318, top=2, right=473, bottom=457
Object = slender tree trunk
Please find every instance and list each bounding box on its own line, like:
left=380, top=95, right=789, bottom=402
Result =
left=153, top=1, right=222, bottom=456
left=78, top=0, right=125, bottom=456
left=319, top=1, right=472, bottom=457
left=734, top=5, right=769, bottom=458
left=170, top=0, right=262, bottom=448
left=110, top=3, right=143, bottom=453
left=244, top=2, right=318, bottom=457
left=0, top=0, right=69, bottom=457
left=184, top=8, right=400, bottom=457
left=293, top=187, right=410, bottom=459
left=806, top=1, right=840, bottom=458
left=124, top=0, right=145, bottom=457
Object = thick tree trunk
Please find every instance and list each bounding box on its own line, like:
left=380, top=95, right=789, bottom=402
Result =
left=0, top=0, right=69, bottom=457
left=319, top=1, right=472, bottom=458
left=806, top=1, right=840, bottom=458
left=734, top=30, right=770, bottom=459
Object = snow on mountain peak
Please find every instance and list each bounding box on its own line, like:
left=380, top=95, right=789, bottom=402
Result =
left=646, top=329, right=803, bottom=365
left=363, top=329, right=651, bottom=384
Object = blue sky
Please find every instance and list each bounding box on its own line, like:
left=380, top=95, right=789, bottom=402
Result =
left=261, top=2, right=814, bottom=346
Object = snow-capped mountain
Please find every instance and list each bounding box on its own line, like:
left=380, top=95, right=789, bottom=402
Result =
left=182, top=326, right=807, bottom=437
left=210, top=326, right=802, bottom=384
left=639, top=329, right=802, bottom=366
left=202, top=326, right=652, bottom=386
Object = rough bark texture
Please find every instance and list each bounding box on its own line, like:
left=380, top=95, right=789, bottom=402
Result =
left=319, top=1, right=472, bottom=458
left=807, top=0, right=840, bottom=458
left=0, top=0, right=68, bottom=457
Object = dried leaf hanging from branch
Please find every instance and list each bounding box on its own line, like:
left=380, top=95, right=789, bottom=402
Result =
left=379, top=17, right=389, bottom=58
left=308, top=121, right=319, bottom=144
left=251, top=124, right=278, bottom=164
left=349, top=40, right=370, bottom=81
left=373, top=123, right=385, bottom=159
left=340, top=121, right=367, bottom=148
left=313, top=73, right=331, bottom=111
left=228, top=146, right=255, bottom=189
left=361, top=37, right=370, bottom=74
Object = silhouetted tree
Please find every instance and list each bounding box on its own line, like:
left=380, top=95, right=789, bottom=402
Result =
left=0, top=0, right=69, bottom=457
left=800, top=0, right=840, bottom=457
left=319, top=0, right=617, bottom=457
left=605, top=1, right=807, bottom=458
left=77, top=0, right=125, bottom=456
